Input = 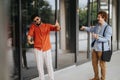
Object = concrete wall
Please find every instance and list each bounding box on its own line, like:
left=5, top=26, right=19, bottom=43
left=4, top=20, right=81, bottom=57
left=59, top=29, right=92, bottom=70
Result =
left=59, top=0, right=66, bottom=50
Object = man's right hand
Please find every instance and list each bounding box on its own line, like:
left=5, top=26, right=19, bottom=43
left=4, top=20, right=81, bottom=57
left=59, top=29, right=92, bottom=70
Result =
left=28, top=40, right=34, bottom=44
left=27, top=35, right=34, bottom=44
left=80, top=26, right=86, bottom=30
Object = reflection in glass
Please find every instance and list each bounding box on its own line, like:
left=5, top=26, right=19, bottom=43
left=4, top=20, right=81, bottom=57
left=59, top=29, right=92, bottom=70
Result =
left=21, top=0, right=56, bottom=79
left=8, top=0, right=20, bottom=80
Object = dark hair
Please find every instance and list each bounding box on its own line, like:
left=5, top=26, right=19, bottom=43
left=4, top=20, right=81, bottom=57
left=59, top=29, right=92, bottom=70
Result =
left=98, top=11, right=108, bottom=21
left=31, top=14, right=39, bottom=21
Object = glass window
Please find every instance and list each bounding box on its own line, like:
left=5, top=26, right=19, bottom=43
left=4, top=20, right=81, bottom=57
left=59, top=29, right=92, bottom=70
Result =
left=22, top=0, right=56, bottom=79
left=9, top=0, right=57, bottom=79
left=78, top=0, right=89, bottom=64
left=78, top=0, right=98, bottom=64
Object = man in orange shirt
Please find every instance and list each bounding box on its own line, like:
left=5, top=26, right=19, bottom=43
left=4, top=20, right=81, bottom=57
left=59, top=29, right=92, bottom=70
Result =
left=27, top=14, right=60, bottom=80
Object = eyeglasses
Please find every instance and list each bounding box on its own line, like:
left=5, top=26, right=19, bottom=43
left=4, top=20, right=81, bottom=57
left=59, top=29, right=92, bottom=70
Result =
left=34, top=18, right=39, bottom=23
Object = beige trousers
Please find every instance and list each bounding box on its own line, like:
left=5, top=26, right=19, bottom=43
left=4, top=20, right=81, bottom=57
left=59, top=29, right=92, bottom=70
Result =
left=34, top=49, right=54, bottom=80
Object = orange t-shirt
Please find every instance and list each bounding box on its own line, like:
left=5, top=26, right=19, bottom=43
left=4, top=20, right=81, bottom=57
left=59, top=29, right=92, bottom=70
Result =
left=28, top=23, right=58, bottom=51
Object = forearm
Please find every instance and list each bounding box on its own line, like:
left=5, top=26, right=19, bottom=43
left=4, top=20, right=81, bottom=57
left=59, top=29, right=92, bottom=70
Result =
left=81, top=26, right=93, bottom=32
left=84, top=27, right=90, bottom=32
left=27, top=35, right=34, bottom=44
left=85, top=27, right=95, bottom=32
left=27, top=35, right=31, bottom=42
left=97, top=35, right=111, bottom=42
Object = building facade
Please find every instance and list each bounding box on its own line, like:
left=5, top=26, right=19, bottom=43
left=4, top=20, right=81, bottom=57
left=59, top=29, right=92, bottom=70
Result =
left=3, top=0, right=120, bottom=80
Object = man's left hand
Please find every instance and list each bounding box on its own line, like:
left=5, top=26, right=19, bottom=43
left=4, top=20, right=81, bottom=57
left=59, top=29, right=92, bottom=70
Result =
left=55, top=20, right=61, bottom=31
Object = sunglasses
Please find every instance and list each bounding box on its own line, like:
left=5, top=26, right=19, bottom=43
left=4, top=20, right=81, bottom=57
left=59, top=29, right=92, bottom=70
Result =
left=34, top=18, right=39, bottom=23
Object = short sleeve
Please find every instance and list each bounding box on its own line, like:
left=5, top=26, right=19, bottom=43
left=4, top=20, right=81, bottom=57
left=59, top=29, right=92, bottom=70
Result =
left=47, top=24, right=57, bottom=31
left=27, top=24, right=35, bottom=37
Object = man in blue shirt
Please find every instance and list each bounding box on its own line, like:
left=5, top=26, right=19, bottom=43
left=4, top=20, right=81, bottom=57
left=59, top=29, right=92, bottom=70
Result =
left=81, top=11, right=112, bottom=80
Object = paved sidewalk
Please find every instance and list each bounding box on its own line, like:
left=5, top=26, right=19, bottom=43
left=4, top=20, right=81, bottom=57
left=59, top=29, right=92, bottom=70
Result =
left=32, top=50, right=120, bottom=80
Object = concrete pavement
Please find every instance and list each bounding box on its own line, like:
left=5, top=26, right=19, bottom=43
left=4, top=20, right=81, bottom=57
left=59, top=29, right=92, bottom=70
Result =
left=32, top=50, right=120, bottom=80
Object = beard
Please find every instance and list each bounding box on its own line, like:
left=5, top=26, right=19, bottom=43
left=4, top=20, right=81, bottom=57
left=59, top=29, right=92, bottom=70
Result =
left=36, top=21, right=41, bottom=26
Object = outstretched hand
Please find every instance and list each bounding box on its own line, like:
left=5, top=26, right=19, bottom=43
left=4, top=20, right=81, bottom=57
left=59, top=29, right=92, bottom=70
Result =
left=80, top=26, right=86, bottom=30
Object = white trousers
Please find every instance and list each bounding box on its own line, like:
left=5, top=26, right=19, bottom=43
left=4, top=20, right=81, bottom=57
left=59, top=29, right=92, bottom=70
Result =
left=34, top=49, right=55, bottom=80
